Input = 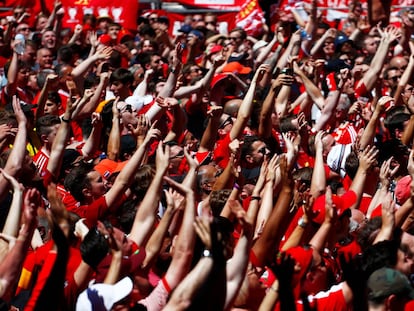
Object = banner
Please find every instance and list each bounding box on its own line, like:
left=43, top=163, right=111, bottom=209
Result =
left=2, top=0, right=138, bottom=31
left=235, top=0, right=266, bottom=37
left=163, top=0, right=244, bottom=10
left=275, top=0, right=414, bottom=22
left=60, top=0, right=138, bottom=31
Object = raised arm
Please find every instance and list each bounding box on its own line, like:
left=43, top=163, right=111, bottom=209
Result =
left=106, top=98, right=121, bottom=161
left=358, top=96, right=391, bottom=150
left=35, top=73, right=59, bottom=120
left=0, top=188, right=38, bottom=300
left=198, top=106, right=222, bottom=153
left=145, top=43, right=183, bottom=122
left=310, top=131, right=327, bottom=197
left=358, top=26, right=401, bottom=93
left=230, top=64, right=269, bottom=140
left=127, top=140, right=168, bottom=247
left=349, top=146, right=379, bottom=209
left=0, top=97, right=27, bottom=202
left=251, top=155, right=294, bottom=267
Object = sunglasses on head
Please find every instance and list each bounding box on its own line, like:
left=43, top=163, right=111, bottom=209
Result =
left=219, top=116, right=233, bottom=129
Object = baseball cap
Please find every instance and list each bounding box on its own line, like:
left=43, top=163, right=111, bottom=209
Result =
left=178, top=24, right=192, bottom=34
left=311, top=190, right=356, bottom=224
left=76, top=277, right=133, bottom=310
left=207, top=44, right=223, bottom=56
left=222, top=61, right=252, bottom=75
left=367, top=267, right=414, bottom=301
left=94, top=159, right=127, bottom=179
left=395, top=175, right=413, bottom=205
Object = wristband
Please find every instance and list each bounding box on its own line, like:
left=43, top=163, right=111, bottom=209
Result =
left=61, top=117, right=71, bottom=123
left=233, top=183, right=240, bottom=190
left=251, top=196, right=261, bottom=201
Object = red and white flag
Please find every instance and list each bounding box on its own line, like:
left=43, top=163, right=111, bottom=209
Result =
left=235, top=0, right=266, bottom=37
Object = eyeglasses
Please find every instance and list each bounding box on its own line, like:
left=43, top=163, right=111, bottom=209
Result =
left=388, top=76, right=401, bottom=82
left=169, top=150, right=184, bottom=159
left=192, top=19, right=203, bottom=22
left=191, top=68, right=202, bottom=73
left=205, top=21, right=216, bottom=25
left=229, top=36, right=241, bottom=41
left=219, top=116, right=233, bottom=129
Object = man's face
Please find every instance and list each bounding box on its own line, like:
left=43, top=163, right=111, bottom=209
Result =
left=37, top=49, right=53, bottom=69
left=22, top=45, right=36, bottom=65
left=248, top=140, right=269, bottom=166
left=363, top=37, right=380, bottom=55
left=108, top=25, right=120, bottom=40
left=204, top=15, right=217, bottom=32
left=150, top=55, right=163, bottom=71
left=44, top=100, right=60, bottom=116
left=386, top=69, right=401, bottom=89
left=42, top=31, right=57, bottom=49
left=16, top=23, right=30, bottom=39
left=110, top=81, right=127, bottom=98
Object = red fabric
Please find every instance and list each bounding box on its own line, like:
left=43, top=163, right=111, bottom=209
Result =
left=311, top=190, right=357, bottom=224
left=67, top=196, right=108, bottom=228
left=335, top=239, right=362, bottom=263
left=359, top=196, right=373, bottom=215
left=33, top=148, right=49, bottom=178
left=213, top=133, right=232, bottom=169
left=21, top=242, right=82, bottom=311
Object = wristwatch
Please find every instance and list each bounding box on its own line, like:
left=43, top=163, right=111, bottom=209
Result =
left=203, top=249, right=213, bottom=258
left=298, top=217, right=308, bottom=228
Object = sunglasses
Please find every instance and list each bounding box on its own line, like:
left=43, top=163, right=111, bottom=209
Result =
left=219, top=116, right=233, bottom=129
left=257, top=146, right=268, bottom=155
left=119, top=104, right=134, bottom=113
left=169, top=150, right=184, bottom=159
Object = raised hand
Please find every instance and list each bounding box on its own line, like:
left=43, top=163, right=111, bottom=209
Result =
left=155, top=141, right=170, bottom=174
left=358, top=145, right=379, bottom=172
left=143, top=121, right=161, bottom=145
left=184, top=146, right=199, bottom=171
left=12, top=96, right=26, bottom=126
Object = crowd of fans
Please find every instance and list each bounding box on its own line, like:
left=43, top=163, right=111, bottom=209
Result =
left=1, top=0, right=414, bottom=310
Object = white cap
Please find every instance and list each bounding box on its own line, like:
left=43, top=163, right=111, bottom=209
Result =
left=76, top=277, right=133, bottom=310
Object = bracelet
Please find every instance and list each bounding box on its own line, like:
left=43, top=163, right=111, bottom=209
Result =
left=233, top=183, right=240, bottom=190
left=61, top=117, right=71, bottom=123
left=251, top=196, right=261, bottom=201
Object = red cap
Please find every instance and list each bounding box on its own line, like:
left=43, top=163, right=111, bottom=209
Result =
left=207, top=44, right=223, bottom=55
left=94, top=159, right=127, bottom=179
left=211, top=73, right=229, bottom=89
left=395, top=175, right=412, bottom=205
left=311, top=190, right=357, bottom=224
left=222, top=61, right=252, bottom=75
left=99, top=34, right=112, bottom=45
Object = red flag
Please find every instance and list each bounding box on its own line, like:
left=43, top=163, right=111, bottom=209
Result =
left=235, top=0, right=266, bottom=37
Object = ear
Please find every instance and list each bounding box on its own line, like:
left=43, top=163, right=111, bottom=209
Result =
left=41, top=133, right=48, bottom=144
left=386, top=294, right=397, bottom=309
left=82, top=187, right=92, bottom=199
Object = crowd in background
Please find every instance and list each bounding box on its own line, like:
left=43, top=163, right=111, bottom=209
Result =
left=1, top=0, right=414, bottom=310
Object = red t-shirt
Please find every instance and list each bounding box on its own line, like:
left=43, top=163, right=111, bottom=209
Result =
left=213, top=133, right=232, bottom=169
